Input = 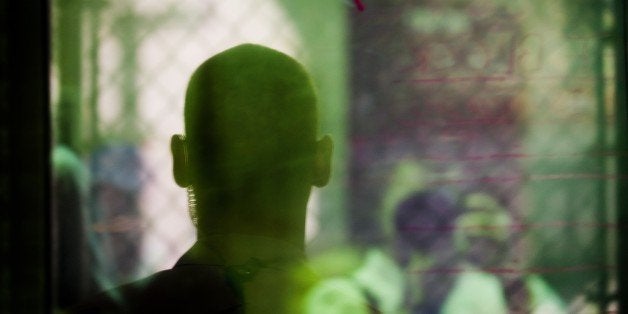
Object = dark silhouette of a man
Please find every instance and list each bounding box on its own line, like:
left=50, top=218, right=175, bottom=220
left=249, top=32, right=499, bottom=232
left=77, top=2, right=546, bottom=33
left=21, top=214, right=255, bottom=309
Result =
left=72, top=44, right=332, bottom=313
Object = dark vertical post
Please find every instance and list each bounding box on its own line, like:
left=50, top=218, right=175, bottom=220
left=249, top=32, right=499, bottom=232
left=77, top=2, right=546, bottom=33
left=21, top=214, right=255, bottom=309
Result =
left=592, top=0, right=608, bottom=311
left=614, top=0, right=627, bottom=311
left=0, top=0, right=51, bottom=312
left=0, top=0, right=8, bottom=311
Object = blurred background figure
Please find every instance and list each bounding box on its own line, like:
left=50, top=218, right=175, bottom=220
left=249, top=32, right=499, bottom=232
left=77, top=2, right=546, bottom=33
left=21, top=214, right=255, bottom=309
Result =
left=52, top=146, right=92, bottom=308
left=305, top=188, right=462, bottom=314
left=305, top=238, right=404, bottom=313
left=89, top=143, right=144, bottom=288
left=394, top=190, right=462, bottom=313
left=443, top=192, right=566, bottom=314
left=306, top=161, right=426, bottom=314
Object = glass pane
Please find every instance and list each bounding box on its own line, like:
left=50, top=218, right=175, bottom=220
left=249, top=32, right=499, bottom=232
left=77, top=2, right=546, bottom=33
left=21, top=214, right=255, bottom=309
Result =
left=50, top=0, right=621, bottom=312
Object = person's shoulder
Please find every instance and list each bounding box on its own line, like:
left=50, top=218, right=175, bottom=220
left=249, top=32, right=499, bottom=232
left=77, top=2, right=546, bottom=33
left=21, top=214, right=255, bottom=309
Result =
left=67, top=266, right=243, bottom=313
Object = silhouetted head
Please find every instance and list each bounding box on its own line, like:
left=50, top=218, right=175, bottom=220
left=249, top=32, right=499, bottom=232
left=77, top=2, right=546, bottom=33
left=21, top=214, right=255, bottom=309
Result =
left=394, top=190, right=461, bottom=254
left=171, top=44, right=332, bottom=240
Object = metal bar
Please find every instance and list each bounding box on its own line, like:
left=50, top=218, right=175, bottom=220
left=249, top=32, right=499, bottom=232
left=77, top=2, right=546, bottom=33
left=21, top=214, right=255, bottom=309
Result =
left=1, top=0, right=51, bottom=312
left=593, top=1, right=609, bottom=311
left=613, top=0, right=628, bottom=311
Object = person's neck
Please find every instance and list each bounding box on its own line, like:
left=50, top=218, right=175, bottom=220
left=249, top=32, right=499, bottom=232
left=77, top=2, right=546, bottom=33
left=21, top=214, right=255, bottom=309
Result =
left=195, top=200, right=307, bottom=248
left=195, top=232, right=305, bottom=266
left=197, top=230, right=305, bottom=251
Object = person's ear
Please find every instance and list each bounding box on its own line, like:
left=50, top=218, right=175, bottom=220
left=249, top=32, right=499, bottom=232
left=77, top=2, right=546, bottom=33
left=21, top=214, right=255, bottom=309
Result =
left=171, top=134, right=190, bottom=187
left=312, top=135, right=333, bottom=187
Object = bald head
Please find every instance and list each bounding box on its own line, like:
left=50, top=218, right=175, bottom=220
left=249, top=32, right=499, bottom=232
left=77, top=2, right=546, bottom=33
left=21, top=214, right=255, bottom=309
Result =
left=173, top=44, right=331, bottom=237
left=185, top=44, right=317, bottom=187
